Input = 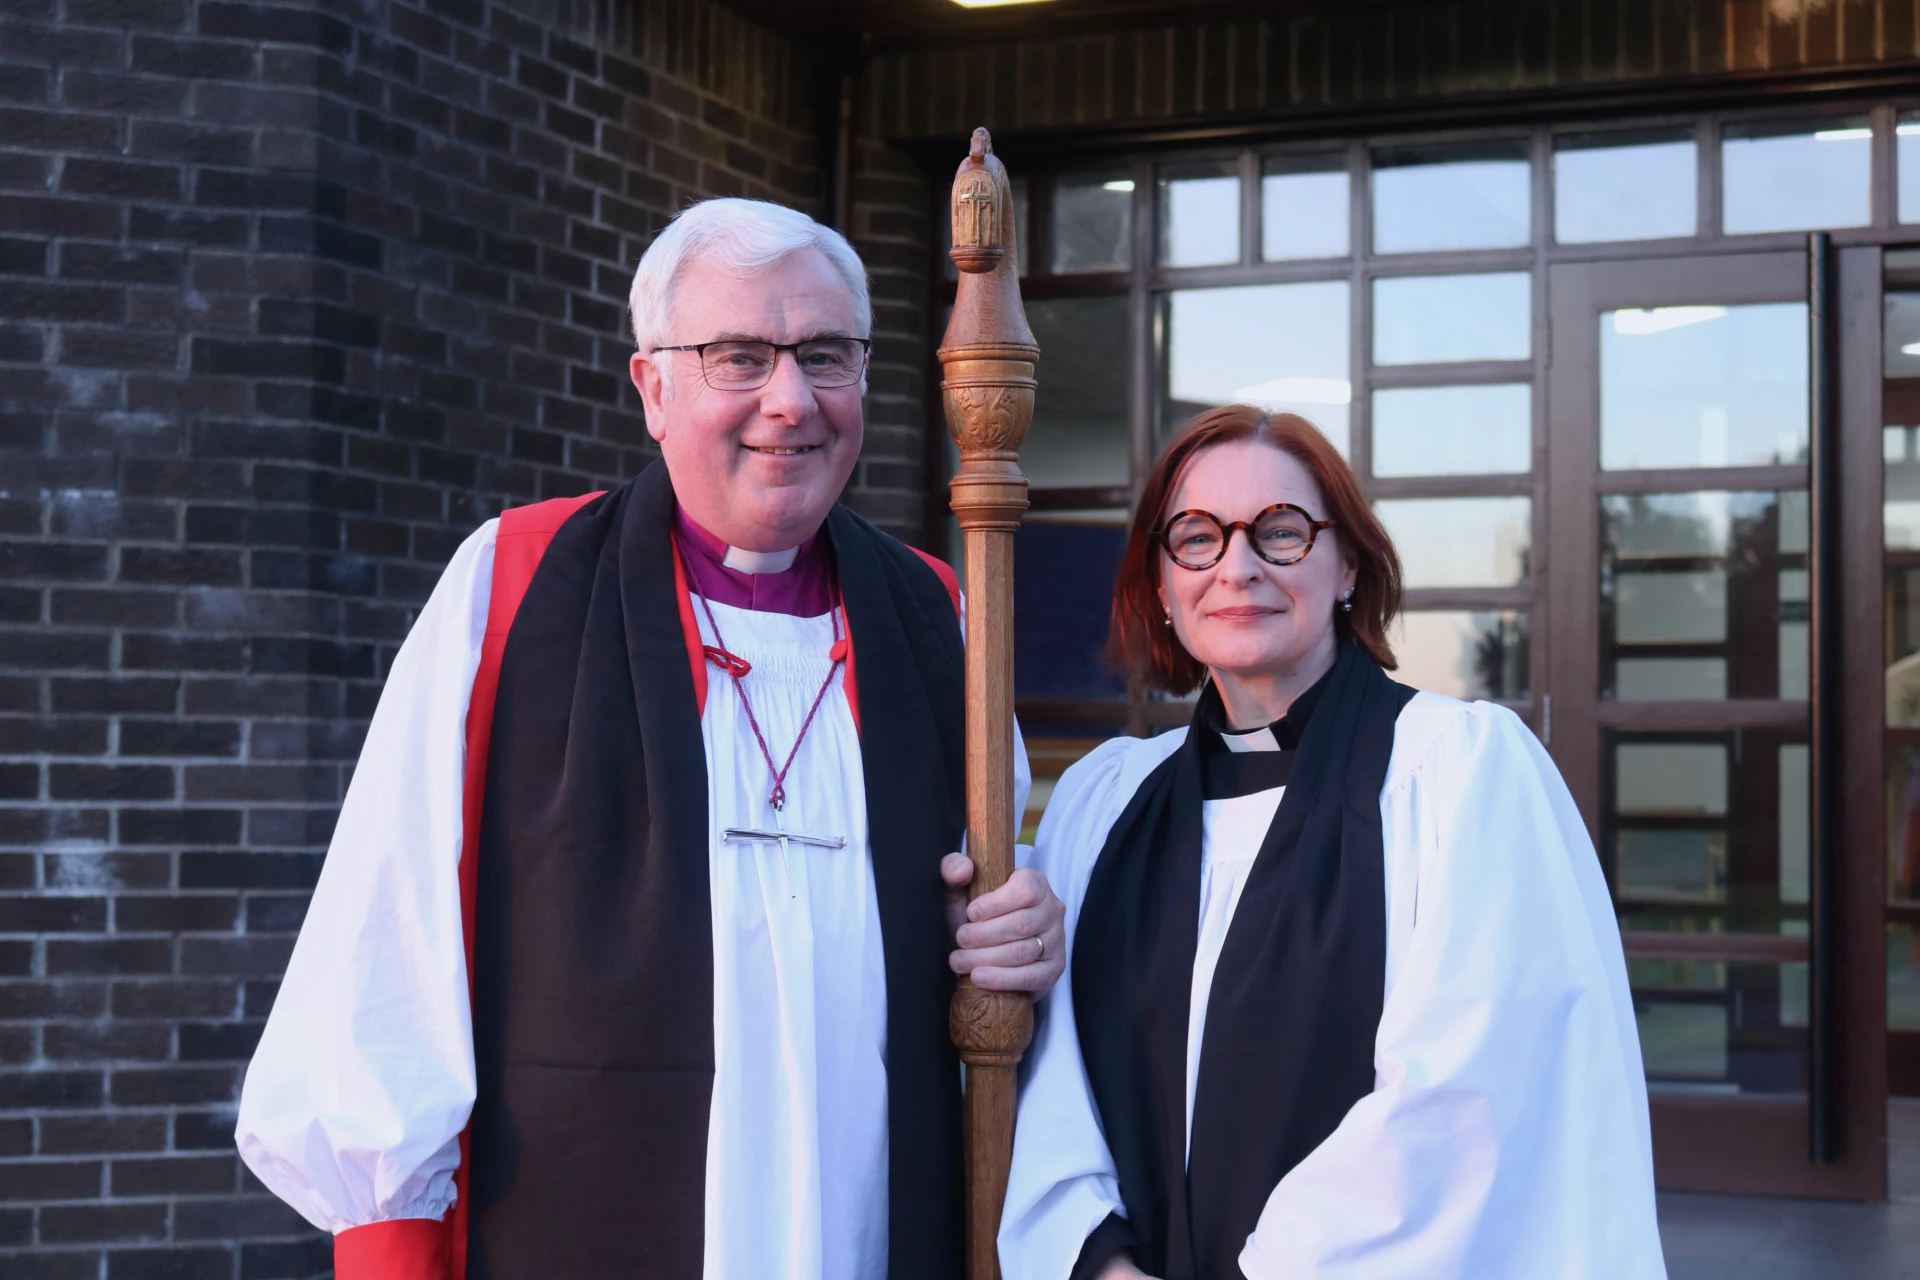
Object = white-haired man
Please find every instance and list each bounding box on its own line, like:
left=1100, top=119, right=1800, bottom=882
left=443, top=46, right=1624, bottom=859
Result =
left=236, top=199, right=1066, bottom=1280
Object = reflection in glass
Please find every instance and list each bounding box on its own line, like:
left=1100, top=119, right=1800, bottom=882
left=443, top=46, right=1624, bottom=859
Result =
left=1618, top=829, right=1725, bottom=901
left=1375, top=496, right=1530, bottom=587
left=1616, top=658, right=1727, bottom=701
left=1722, top=117, right=1871, bottom=235
left=1159, top=163, right=1239, bottom=268
left=1053, top=171, right=1133, bottom=274
left=1617, top=742, right=1728, bottom=814
left=1023, top=297, right=1130, bottom=490
left=1780, top=745, right=1809, bottom=904
left=1889, top=753, right=1920, bottom=900
left=1611, top=725, right=1810, bottom=1094
left=1371, top=383, right=1531, bottom=477
left=1371, top=141, right=1530, bottom=253
left=1599, top=303, right=1809, bottom=470
left=1161, top=281, right=1350, bottom=453
left=1888, top=292, right=1920, bottom=379
left=1014, top=514, right=1127, bottom=701
left=1602, top=491, right=1808, bottom=701
left=1890, top=924, right=1920, bottom=1028
left=943, top=175, right=1028, bottom=280
left=1262, top=154, right=1348, bottom=260
left=1387, top=611, right=1528, bottom=700
left=1373, top=272, right=1530, bottom=366
left=1628, top=960, right=1806, bottom=1091
left=1554, top=130, right=1697, bottom=244
left=1634, top=994, right=1729, bottom=1081
left=1902, top=114, right=1920, bottom=224
left=1888, top=410, right=1920, bottom=727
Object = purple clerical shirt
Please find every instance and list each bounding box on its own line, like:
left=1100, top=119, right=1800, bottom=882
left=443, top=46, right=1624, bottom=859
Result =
left=673, top=509, right=837, bottom=617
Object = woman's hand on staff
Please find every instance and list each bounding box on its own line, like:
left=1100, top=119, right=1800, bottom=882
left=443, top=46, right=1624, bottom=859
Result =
left=941, top=852, right=1067, bottom=994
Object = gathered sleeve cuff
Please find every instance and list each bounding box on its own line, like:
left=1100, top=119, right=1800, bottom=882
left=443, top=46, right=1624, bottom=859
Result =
left=235, top=521, right=498, bottom=1236
left=1237, top=698, right=1665, bottom=1280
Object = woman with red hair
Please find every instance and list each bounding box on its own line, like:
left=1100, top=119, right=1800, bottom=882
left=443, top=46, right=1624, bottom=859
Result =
left=997, top=407, right=1664, bottom=1280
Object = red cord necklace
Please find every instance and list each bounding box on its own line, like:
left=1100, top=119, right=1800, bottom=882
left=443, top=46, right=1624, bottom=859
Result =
left=677, top=541, right=848, bottom=813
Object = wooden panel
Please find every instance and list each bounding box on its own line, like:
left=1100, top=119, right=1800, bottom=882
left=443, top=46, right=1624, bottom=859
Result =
left=1622, top=931, right=1809, bottom=963
left=1650, top=1095, right=1881, bottom=1198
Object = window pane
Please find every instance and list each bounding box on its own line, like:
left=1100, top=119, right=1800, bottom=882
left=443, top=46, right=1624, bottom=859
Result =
left=1161, top=281, right=1350, bottom=453
left=1601, top=491, right=1809, bottom=701
left=1053, top=171, right=1132, bottom=274
left=1599, top=303, right=1808, bottom=470
left=1371, top=383, right=1531, bottom=477
left=1024, top=297, right=1130, bottom=490
left=1618, top=829, right=1726, bottom=900
left=1015, top=514, right=1127, bottom=701
left=1386, top=610, right=1529, bottom=700
left=1722, top=117, right=1871, bottom=235
left=1617, top=742, right=1728, bottom=814
left=1902, top=113, right=1920, bottom=224
left=1554, top=130, right=1697, bottom=244
left=1159, top=163, right=1239, bottom=268
left=1372, top=272, right=1531, bottom=366
left=1262, top=154, right=1348, bottom=260
left=1371, top=141, right=1530, bottom=253
left=1375, top=496, right=1530, bottom=587
left=1891, top=924, right=1920, bottom=1028
left=1891, top=752, right=1920, bottom=900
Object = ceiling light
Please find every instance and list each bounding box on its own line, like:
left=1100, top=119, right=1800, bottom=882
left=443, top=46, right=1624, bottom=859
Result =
left=1612, top=306, right=1728, bottom=336
left=1813, top=127, right=1872, bottom=142
left=950, top=0, right=1056, bottom=7
left=1903, top=342, right=1920, bottom=356
left=1102, top=179, right=1135, bottom=193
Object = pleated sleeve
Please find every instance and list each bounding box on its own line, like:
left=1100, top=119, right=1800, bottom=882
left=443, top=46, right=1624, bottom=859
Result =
left=1236, top=695, right=1665, bottom=1279
left=235, top=520, right=497, bottom=1234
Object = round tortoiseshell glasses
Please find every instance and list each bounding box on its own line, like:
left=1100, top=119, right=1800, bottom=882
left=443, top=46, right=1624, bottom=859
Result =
left=1152, top=503, right=1337, bottom=571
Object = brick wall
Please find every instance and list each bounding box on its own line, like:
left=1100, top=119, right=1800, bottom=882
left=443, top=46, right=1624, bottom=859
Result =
left=0, top=0, right=927, bottom=1270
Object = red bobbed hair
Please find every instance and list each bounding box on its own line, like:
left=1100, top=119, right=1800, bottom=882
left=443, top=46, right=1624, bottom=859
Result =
left=1109, top=405, right=1404, bottom=696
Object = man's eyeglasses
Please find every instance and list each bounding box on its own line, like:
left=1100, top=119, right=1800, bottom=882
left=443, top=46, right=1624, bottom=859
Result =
left=650, top=338, right=872, bottom=391
left=1153, top=503, right=1337, bottom=571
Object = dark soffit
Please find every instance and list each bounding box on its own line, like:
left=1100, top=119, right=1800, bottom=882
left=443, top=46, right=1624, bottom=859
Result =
left=714, top=0, right=1402, bottom=53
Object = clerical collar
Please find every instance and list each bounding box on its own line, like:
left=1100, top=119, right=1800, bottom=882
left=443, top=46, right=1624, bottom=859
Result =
left=1196, top=665, right=1333, bottom=800
left=673, top=509, right=836, bottom=617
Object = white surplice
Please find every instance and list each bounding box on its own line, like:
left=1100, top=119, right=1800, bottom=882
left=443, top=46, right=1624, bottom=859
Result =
left=236, top=518, right=1028, bottom=1280
left=1000, top=692, right=1666, bottom=1280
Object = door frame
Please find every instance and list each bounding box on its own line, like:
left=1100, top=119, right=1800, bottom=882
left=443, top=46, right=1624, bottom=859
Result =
left=1543, top=247, right=1886, bottom=1199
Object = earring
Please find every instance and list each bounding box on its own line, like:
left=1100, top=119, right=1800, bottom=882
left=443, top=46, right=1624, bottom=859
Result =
left=1163, top=613, right=1173, bottom=628
left=1340, top=590, right=1354, bottom=614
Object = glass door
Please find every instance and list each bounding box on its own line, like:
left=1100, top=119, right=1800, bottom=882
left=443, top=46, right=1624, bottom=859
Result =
left=1546, top=250, right=1882, bottom=1197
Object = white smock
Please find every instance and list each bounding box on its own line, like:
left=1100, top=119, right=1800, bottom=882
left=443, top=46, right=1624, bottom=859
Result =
left=236, top=518, right=1029, bottom=1280
left=1000, top=692, right=1667, bottom=1280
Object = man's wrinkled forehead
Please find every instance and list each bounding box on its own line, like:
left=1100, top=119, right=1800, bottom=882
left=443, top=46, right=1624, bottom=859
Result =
left=669, top=250, right=859, bottom=344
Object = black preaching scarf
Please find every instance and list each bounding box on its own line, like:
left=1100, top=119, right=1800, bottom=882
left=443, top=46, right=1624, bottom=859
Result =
left=464, top=461, right=968, bottom=1279
left=1070, top=641, right=1415, bottom=1280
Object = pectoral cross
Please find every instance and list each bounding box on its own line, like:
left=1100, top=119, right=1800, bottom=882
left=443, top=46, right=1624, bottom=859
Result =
left=722, top=821, right=847, bottom=898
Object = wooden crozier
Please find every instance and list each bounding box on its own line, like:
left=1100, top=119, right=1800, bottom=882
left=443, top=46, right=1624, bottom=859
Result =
left=941, top=127, right=1038, bottom=1280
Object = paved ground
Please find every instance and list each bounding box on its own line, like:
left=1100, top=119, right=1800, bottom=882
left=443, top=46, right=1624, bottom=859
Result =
left=1659, top=1192, right=1920, bottom=1278
left=1655, top=1100, right=1920, bottom=1278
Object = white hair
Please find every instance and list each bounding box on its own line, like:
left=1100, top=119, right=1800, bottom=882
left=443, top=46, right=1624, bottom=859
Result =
left=627, top=198, right=872, bottom=354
